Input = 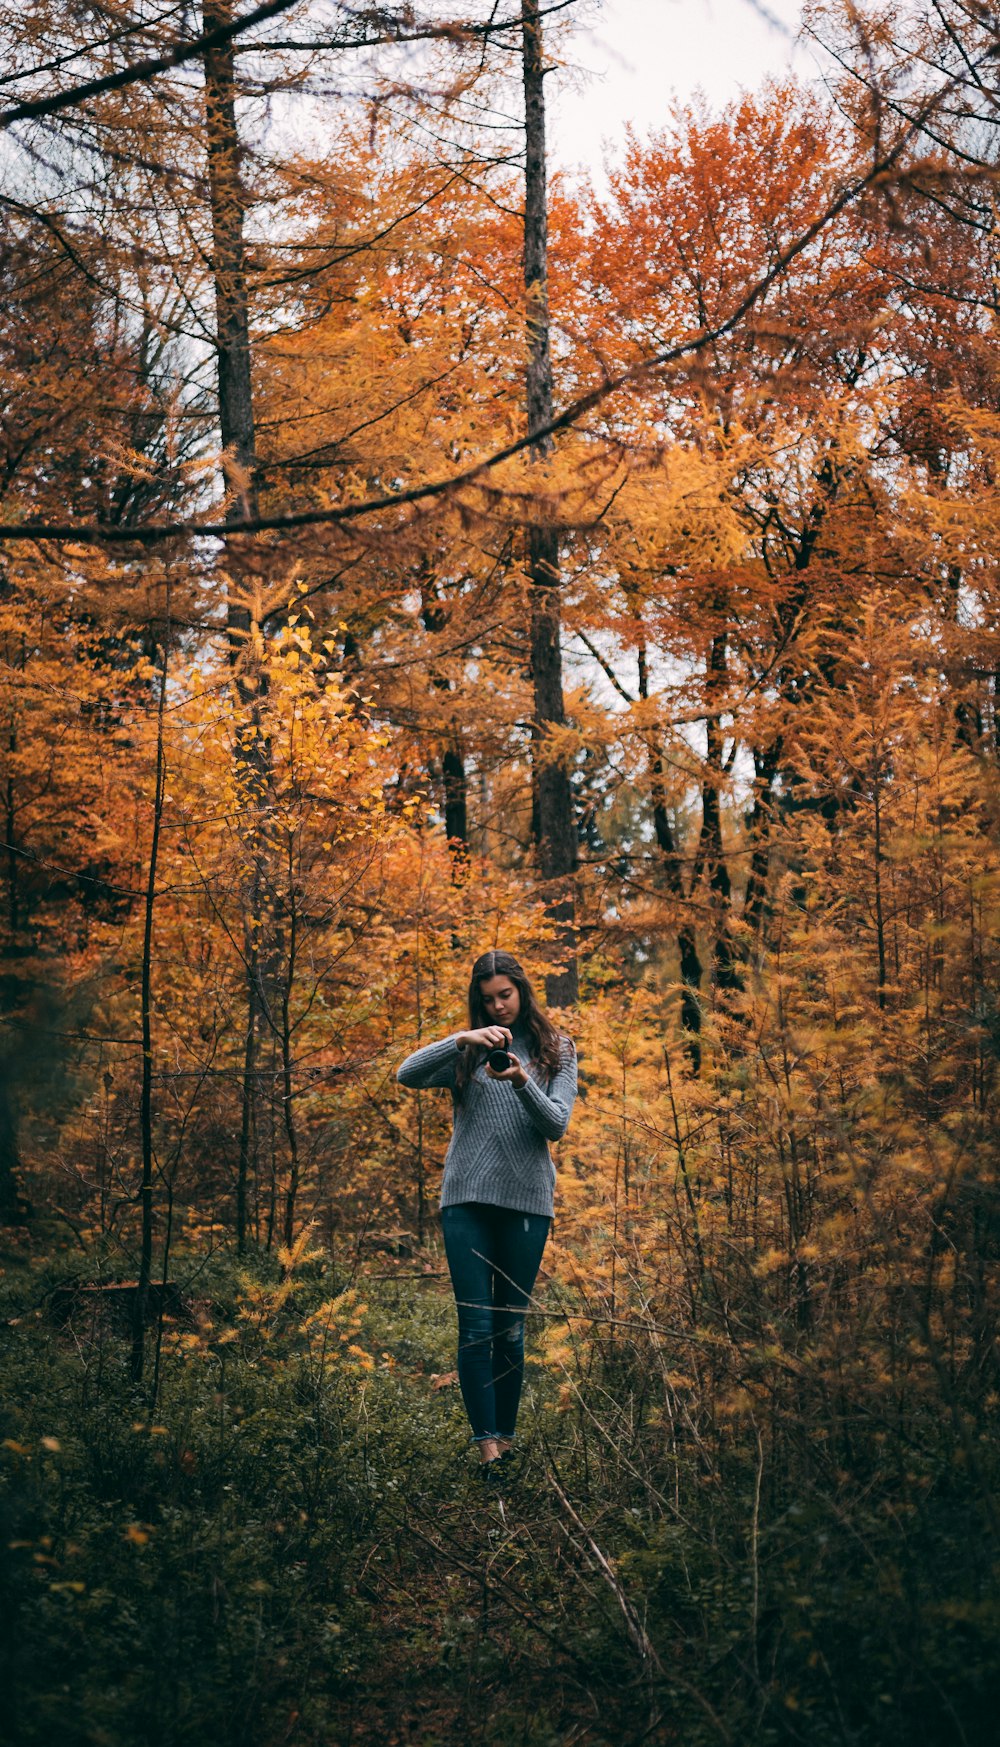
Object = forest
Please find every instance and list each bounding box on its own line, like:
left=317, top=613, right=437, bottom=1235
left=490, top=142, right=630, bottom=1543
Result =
left=1, top=1, right=998, bottom=1742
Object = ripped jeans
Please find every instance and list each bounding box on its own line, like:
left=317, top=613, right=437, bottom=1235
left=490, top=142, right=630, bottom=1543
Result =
left=440, top=1202, right=551, bottom=1442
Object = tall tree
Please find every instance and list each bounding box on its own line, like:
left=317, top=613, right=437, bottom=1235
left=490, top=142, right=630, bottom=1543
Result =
left=202, top=0, right=270, bottom=1253
left=521, top=0, right=577, bottom=1005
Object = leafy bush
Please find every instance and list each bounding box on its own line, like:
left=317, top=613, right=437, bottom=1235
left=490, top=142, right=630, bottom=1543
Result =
left=2, top=1241, right=997, bottom=1746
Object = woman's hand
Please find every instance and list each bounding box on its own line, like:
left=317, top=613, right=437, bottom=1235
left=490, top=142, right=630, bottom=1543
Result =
left=456, top=1025, right=512, bottom=1050
left=486, top=1051, right=528, bottom=1089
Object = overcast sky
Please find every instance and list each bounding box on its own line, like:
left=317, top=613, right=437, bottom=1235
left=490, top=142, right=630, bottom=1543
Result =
left=548, top=0, right=815, bottom=185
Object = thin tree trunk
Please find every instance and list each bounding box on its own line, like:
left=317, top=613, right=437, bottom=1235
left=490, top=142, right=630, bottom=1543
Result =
left=131, top=589, right=170, bottom=1385
left=743, top=741, right=781, bottom=945
left=521, top=0, right=577, bottom=1005
left=442, top=743, right=468, bottom=859
left=638, top=643, right=703, bottom=1066
left=702, top=629, right=740, bottom=994
left=0, top=744, right=27, bottom=1249
left=149, top=1166, right=176, bottom=1410
left=0, top=1072, right=23, bottom=1223
left=203, top=0, right=272, bottom=1243
left=236, top=916, right=258, bottom=1253
left=948, top=565, right=982, bottom=752
left=281, top=852, right=301, bottom=1248
left=203, top=0, right=258, bottom=534
left=873, top=771, right=887, bottom=1011
left=5, top=714, right=17, bottom=938
left=419, top=575, right=469, bottom=873
left=413, top=852, right=427, bottom=1242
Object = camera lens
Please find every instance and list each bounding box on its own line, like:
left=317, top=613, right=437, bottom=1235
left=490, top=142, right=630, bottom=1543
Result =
left=487, top=1047, right=511, bottom=1071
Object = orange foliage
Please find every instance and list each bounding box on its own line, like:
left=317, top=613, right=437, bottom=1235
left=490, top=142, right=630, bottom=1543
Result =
left=1, top=44, right=997, bottom=1464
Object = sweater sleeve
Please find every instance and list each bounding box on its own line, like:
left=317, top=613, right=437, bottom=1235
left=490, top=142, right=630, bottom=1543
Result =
left=512, top=1039, right=577, bottom=1141
left=396, top=1034, right=463, bottom=1090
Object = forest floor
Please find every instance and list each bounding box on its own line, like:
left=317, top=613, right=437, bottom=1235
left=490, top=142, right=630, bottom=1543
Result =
left=1, top=1227, right=996, bottom=1747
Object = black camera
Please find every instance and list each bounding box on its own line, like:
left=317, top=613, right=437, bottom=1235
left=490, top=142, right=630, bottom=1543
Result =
left=487, top=1046, right=512, bottom=1072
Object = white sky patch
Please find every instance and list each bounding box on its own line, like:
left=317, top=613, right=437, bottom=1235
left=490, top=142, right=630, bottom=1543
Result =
left=550, top=0, right=815, bottom=189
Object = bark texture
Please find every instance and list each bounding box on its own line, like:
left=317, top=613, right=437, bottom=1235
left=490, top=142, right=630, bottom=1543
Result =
left=203, top=0, right=258, bottom=534
left=203, top=0, right=269, bottom=1248
left=521, top=0, right=577, bottom=1005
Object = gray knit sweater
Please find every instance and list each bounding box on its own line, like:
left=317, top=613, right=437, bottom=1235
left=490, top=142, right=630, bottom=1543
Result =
left=396, top=1025, right=577, bottom=1218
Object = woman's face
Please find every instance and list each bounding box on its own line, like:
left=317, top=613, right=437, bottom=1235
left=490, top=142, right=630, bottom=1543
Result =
left=478, top=973, right=521, bottom=1027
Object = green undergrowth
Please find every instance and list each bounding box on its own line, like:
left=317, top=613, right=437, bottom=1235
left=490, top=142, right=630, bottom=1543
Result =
left=0, top=1235, right=997, bottom=1747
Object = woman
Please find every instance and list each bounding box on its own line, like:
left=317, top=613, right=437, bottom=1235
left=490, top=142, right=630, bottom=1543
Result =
left=397, top=950, right=577, bottom=1474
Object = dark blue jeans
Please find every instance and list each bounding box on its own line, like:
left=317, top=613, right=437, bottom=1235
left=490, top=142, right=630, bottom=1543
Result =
left=440, top=1202, right=551, bottom=1442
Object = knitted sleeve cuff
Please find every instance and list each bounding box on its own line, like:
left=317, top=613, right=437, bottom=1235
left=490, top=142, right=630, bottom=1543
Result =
left=513, top=1044, right=577, bottom=1140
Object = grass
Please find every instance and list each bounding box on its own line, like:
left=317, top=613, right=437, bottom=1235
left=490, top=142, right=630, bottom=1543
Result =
left=1, top=1232, right=997, bottom=1746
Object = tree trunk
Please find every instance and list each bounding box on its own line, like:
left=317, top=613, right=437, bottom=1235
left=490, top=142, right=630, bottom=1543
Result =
left=131, top=595, right=169, bottom=1386
left=236, top=907, right=259, bottom=1254
left=203, top=0, right=258, bottom=533
left=743, top=741, right=781, bottom=945
left=203, top=0, right=271, bottom=1246
left=0, top=1069, right=24, bottom=1223
left=521, top=0, right=577, bottom=1006
left=442, top=743, right=468, bottom=856
left=281, top=876, right=301, bottom=1247
left=419, top=575, right=469, bottom=873
left=703, top=629, right=740, bottom=995
left=638, top=643, right=703, bottom=1066
left=5, top=713, right=17, bottom=938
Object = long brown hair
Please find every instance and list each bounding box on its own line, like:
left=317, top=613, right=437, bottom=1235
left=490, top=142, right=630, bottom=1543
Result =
left=453, top=950, right=565, bottom=1100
